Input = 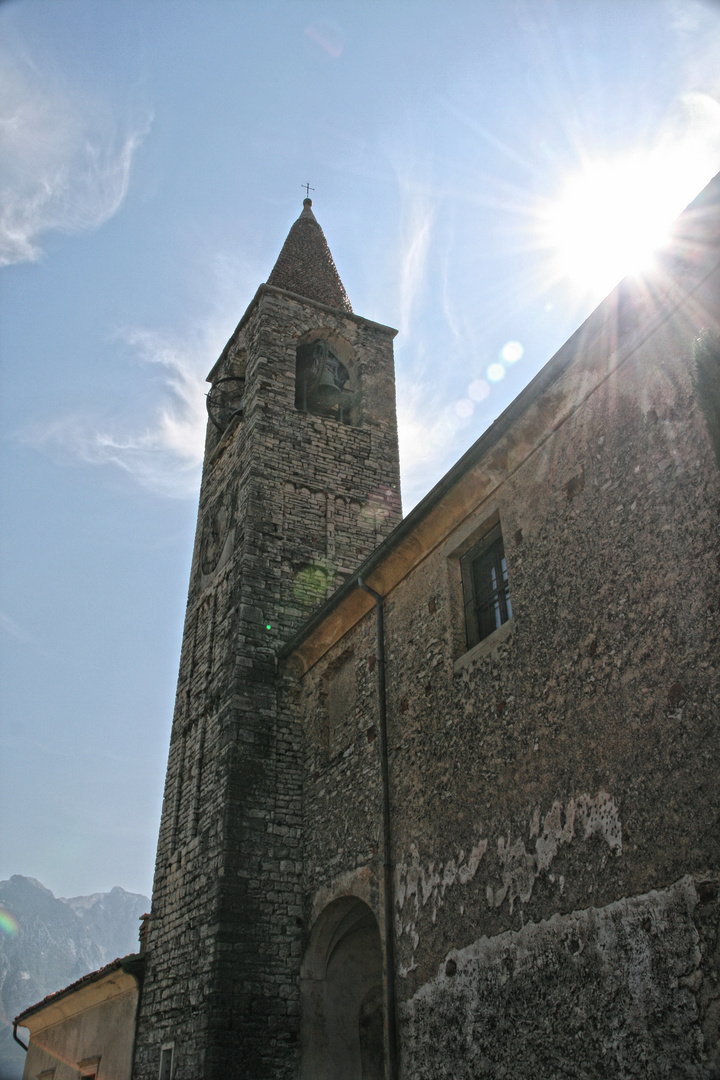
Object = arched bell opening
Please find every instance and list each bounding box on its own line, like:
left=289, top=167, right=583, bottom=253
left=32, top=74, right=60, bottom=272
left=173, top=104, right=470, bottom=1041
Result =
left=300, top=897, right=385, bottom=1080
left=295, top=335, right=358, bottom=425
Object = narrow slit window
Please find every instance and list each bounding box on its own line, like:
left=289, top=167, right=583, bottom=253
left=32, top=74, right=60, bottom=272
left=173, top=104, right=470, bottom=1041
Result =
left=159, top=1046, right=174, bottom=1080
left=462, top=523, right=512, bottom=649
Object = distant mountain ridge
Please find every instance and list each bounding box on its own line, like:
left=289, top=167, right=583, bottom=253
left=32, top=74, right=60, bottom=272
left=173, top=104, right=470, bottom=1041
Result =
left=0, top=875, right=149, bottom=1080
left=62, top=884, right=150, bottom=967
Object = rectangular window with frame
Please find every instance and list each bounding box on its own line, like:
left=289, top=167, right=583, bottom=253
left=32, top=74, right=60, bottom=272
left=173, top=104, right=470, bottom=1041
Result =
left=77, top=1057, right=100, bottom=1080
left=461, top=522, right=512, bottom=649
left=159, top=1046, right=174, bottom=1080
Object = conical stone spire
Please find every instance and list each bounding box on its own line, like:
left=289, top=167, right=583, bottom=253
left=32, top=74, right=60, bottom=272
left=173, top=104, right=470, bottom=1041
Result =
left=267, top=198, right=353, bottom=313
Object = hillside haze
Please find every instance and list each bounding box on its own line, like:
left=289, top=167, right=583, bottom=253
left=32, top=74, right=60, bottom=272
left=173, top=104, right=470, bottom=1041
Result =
left=0, top=876, right=149, bottom=1080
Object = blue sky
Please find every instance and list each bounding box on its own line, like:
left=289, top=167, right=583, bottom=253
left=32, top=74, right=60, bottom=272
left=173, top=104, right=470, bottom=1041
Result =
left=2, top=0, right=720, bottom=900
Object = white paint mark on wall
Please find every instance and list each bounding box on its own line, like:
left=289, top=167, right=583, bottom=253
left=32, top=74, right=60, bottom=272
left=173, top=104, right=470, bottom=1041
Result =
left=395, top=791, right=622, bottom=975
left=494, top=791, right=622, bottom=913
left=395, top=840, right=488, bottom=975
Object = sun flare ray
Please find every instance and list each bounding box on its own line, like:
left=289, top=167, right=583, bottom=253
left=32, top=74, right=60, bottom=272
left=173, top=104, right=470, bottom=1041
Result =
left=539, top=142, right=720, bottom=301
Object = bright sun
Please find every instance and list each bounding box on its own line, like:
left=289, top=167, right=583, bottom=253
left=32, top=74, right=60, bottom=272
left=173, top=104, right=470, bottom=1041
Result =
left=541, top=148, right=714, bottom=300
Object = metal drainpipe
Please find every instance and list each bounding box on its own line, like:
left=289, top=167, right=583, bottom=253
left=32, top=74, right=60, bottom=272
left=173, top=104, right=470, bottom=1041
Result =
left=13, top=1022, right=28, bottom=1052
left=358, top=578, right=399, bottom=1080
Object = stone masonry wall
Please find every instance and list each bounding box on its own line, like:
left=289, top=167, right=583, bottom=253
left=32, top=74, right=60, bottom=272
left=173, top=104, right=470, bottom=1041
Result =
left=294, top=268, right=720, bottom=1076
left=134, top=288, right=401, bottom=1080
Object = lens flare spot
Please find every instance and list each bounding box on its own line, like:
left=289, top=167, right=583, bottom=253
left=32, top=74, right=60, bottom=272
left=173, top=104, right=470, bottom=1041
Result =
left=454, top=398, right=474, bottom=419
left=501, top=341, right=523, bottom=363
left=360, top=486, right=399, bottom=528
left=487, top=363, right=505, bottom=383
left=294, top=562, right=333, bottom=605
left=0, top=909, right=19, bottom=936
left=304, top=20, right=345, bottom=58
left=468, top=379, right=490, bottom=403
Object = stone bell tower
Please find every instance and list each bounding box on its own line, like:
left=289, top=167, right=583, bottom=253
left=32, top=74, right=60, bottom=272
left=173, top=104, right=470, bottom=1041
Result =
left=132, top=199, right=401, bottom=1080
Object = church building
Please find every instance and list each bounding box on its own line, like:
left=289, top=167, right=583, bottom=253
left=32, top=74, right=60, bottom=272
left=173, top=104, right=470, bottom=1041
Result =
left=17, top=177, right=720, bottom=1079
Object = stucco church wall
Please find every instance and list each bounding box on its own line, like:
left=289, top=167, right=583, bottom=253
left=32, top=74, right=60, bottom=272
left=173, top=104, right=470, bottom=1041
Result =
left=295, top=270, right=720, bottom=1076
left=402, top=876, right=716, bottom=1078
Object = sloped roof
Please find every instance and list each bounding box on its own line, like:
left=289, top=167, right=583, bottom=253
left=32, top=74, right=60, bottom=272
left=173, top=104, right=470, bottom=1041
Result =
left=14, top=953, right=144, bottom=1026
left=267, top=199, right=352, bottom=313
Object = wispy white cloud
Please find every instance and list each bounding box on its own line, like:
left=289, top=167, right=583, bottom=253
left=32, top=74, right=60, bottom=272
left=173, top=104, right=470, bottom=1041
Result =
left=0, top=611, right=33, bottom=644
left=0, top=49, right=151, bottom=266
left=22, top=253, right=259, bottom=499
left=397, top=380, right=480, bottom=511
left=24, top=330, right=208, bottom=499
left=664, top=0, right=716, bottom=37
left=675, top=90, right=720, bottom=169
left=399, top=204, right=434, bottom=337
left=393, top=173, right=435, bottom=337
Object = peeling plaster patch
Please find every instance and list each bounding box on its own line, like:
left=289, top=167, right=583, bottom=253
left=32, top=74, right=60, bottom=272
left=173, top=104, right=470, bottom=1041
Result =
left=493, top=836, right=537, bottom=912
left=496, top=792, right=621, bottom=914
left=576, top=790, right=622, bottom=852
left=395, top=840, right=488, bottom=974
left=396, top=792, right=622, bottom=972
left=396, top=840, right=488, bottom=922
left=459, top=842, right=486, bottom=884
left=534, top=799, right=575, bottom=872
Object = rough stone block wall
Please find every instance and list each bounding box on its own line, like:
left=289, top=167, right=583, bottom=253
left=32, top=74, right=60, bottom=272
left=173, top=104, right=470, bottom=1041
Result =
left=298, top=613, right=384, bottom=905
left=134, top=288, right=401, bottom=1080
left=245, top=291, right=401, bottom=626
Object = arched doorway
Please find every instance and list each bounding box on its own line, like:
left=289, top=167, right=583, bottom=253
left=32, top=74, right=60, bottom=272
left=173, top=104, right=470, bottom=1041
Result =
left=300, top=897, right=385, bottom=1080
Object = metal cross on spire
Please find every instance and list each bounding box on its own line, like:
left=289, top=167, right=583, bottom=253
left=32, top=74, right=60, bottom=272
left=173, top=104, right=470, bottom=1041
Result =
left=302, top=182, right=315, bottom=198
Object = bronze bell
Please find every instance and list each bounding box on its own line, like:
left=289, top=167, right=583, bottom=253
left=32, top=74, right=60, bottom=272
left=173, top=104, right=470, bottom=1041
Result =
left=316, top=364, right=343, bottom=406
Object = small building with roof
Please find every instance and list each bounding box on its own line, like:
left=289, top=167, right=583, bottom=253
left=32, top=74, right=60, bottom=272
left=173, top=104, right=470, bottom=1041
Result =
left=14, top=954, right=144, bottom=1080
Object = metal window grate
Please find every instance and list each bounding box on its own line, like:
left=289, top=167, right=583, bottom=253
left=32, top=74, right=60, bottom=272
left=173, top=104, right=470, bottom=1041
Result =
left=462, top=524, right=512, bottom=648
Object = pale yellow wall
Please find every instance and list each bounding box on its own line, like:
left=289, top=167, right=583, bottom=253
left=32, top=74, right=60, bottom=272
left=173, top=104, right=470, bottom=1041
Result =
left=22, top=985, right=138, bottom=1080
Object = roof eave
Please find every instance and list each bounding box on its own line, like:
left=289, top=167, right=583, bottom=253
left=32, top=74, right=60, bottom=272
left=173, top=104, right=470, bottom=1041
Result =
left=207, top=284, right=397, bottom=382
left=14, top=953, right=145, bottom=1030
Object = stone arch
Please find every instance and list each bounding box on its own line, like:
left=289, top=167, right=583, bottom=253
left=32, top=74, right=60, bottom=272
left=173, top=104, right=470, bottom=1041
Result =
left=300, top=896, right=385, bottom=1080
left=295, top=329, right=359, bottom=425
